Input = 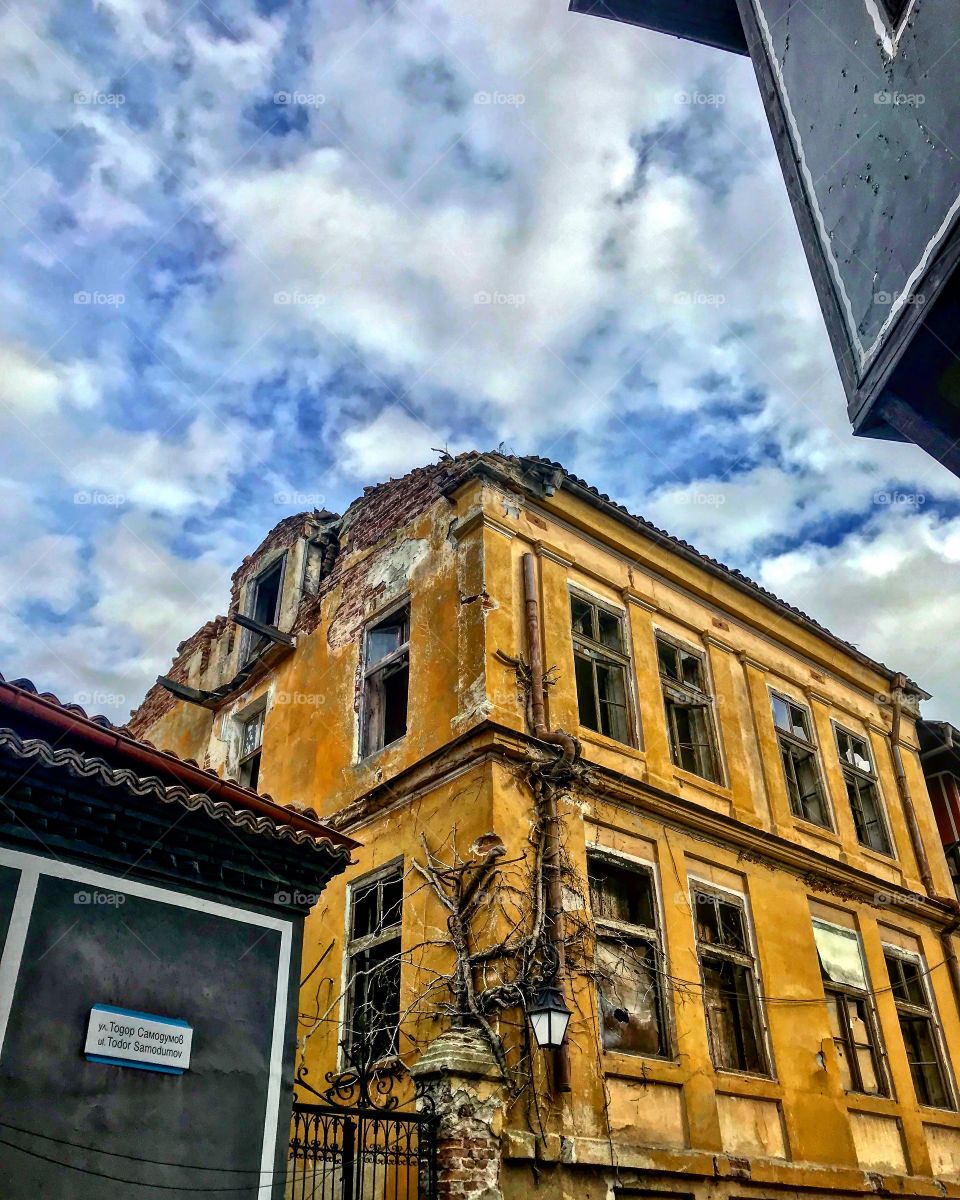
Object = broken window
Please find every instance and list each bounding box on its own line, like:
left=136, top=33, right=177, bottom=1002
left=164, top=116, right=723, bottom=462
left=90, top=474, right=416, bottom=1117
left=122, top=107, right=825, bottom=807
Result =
left=571, top=594, right=632, bottom=745
left=345, top=864, right=403, bottom=1064
left=771, top=693, right=831, bottom=828
left=884, top=948, right=954, bottom=1109
left=657, top=636, right=720, bottom=782
left=813, top=921, right=887, bottom=1096
left=361, top=604, right=410, bottom=758
left=237, top=707, right=265, bottom=790
left=692, top=887, right=768, bottom=1074
left=588, top=852, right=668, bottom=1057
left=836, top=728, right=892, bottom=856
left=243, top=555, right=285, bottom=661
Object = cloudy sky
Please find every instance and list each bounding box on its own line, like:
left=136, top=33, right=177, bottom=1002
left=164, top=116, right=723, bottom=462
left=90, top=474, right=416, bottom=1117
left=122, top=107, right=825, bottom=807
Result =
left=2, top=0, right=959, bottom=723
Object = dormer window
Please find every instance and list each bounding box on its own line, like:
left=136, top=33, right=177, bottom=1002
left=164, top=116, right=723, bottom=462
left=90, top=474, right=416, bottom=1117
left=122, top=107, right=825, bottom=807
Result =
left=244, top=555, right=285, bottom=661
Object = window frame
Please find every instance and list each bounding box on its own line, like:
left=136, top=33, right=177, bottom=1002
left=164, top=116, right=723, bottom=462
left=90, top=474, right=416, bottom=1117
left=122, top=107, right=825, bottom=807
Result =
left=342, top=858, right=404, bottom=1067
left=812, top=918, right=889, bottom=1097
left=586, top=845, right=671, bottom=1060
left=360, top=598, right=411, bottom=759
left=770, top=690, right=832, bottom=830
left=833, top=722, right=895, bottom=857
left=242, top=551, right=287, bottom=663
left=237, top=704, right=265, bottom=790
left=656, top=631, right=723, bottom=784
left=569, top=589, right=637, bottom=748
left=883, top=943, right=956, bottom=1111
left=690, top=879, right=771, bottom=1077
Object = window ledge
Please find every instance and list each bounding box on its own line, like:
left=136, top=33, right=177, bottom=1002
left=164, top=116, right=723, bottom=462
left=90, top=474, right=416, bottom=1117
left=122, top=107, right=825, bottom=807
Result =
left=848, top=843, right=901, bottom=871
left=671, top=769, right=732, bottom=802
left=843, top=1093, right=901, bottom=1117
left=602, top=1052, right=683, bottom=1084
left=353, top=735, right=407, bottom=769
left=578, top=727, right=646, bottom=762
left=712, top=1071, right=782, bottom=1099
left=791, top=820, right=842, bottom=847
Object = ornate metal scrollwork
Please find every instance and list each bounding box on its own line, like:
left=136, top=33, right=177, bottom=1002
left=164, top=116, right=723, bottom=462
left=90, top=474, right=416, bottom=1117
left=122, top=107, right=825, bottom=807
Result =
left=295, top=1024, right=435, bottom=1115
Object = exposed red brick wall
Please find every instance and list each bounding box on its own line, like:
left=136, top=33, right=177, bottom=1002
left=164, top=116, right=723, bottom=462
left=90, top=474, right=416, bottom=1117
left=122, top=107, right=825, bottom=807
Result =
left=436, top=1133, right=499, bottom=1200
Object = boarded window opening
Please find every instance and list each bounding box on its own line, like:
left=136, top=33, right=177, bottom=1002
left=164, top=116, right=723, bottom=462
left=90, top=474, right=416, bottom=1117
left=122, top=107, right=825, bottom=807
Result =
left=692, top=886, right=768, bottom=1075
left=346, top=865, right=403, bottom=1064
left=588, top=852, right=668, bottom=1058
left=657, top=636, right=720, bottom=783
left=361, top=605, right=410, bottom=757
left=571, top=594, right=632, bottom=745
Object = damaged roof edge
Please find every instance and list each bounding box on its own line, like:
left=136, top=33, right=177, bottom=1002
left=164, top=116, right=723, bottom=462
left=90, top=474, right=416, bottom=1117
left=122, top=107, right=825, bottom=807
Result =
left=467, top=454, right=929, bottom=699
left=132, top=450, right=929, bottom=717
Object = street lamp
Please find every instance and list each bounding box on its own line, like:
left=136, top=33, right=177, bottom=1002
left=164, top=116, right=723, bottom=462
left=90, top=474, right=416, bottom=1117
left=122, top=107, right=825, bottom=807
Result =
left=527, top=984, right=571, bottom=1050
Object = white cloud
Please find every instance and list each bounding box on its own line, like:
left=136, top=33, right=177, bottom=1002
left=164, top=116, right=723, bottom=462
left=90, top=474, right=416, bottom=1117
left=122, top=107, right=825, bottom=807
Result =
left=340, top=404, right=458, bottom=480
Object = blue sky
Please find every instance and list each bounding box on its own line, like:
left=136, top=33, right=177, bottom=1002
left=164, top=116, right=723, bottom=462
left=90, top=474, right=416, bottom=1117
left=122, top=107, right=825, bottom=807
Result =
left=2, top=0, right=960, bottom=721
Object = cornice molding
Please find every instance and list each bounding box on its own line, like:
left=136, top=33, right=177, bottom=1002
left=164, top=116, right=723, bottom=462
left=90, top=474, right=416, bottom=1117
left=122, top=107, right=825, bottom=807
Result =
left=326, top=720, right=954, bottom=927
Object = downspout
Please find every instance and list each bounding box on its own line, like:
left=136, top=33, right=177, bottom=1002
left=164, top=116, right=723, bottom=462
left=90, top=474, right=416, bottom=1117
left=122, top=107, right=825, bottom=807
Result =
left=890, top=674, right=960, bottom=1014
left=522, top=552, right=574, bottom=1093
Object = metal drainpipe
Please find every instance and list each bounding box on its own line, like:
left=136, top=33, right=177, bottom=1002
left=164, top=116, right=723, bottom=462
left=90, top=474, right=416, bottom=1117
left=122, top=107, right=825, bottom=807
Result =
left=522, top=551, right=573, bottom=1093
left=890, top=675, right=960, bottom=1013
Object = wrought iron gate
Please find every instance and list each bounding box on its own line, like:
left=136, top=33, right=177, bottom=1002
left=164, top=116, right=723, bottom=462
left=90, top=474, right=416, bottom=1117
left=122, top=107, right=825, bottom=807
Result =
left=288, top=1051, right=437, bottom=1200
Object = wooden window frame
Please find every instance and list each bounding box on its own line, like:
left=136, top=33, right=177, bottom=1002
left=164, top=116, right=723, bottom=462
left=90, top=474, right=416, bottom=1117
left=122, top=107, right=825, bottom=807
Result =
left=587, top=846, right=670, bottom=1060
left=770, top=691, right=832, bottom=829
left=691, top=881, right=771, bottom=1077
left=570, top=590, right=636, bottom=747
left=360, top=599, right=410, bottom=759
left=237, top=705, right=265, bottom=790
left=883, top=944, right=956, bottom=1110
left=242, top=552, right=287, bottom=663
left=834, top=723, right=894, bottom=857
left=343, top=859, right=404, bottom=1066
left=813, top=919, right=889, bottom=1097
left=656, top=632, right=722, bottom=784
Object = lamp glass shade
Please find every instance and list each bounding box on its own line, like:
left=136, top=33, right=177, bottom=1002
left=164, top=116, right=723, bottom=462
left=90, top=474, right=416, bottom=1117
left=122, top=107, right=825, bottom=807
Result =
left=527, top=985, right=571, bottom=1049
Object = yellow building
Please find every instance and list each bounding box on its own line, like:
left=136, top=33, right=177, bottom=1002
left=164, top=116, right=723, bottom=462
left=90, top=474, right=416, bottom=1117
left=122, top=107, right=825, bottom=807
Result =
left=130, top=452, right=960, bottom=1200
